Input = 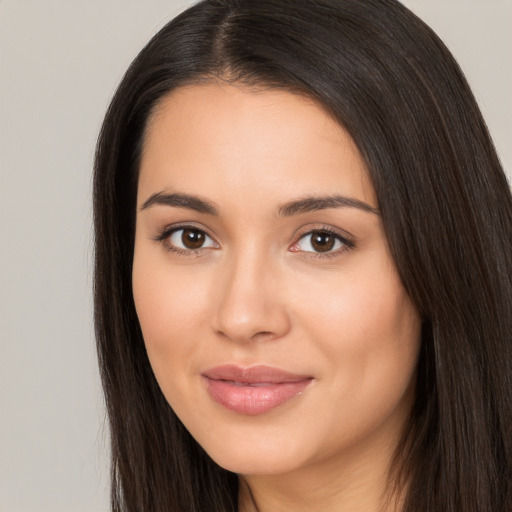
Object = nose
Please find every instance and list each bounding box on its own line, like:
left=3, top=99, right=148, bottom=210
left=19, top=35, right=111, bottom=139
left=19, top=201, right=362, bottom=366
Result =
left=211, top=250, right=291, bottom=344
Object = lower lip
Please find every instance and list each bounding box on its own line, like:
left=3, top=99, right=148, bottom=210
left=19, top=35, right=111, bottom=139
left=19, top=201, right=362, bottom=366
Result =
left=202, top=377, right=312, bottom=415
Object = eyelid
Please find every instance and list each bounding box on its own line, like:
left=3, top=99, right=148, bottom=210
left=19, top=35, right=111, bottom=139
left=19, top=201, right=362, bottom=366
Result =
left=289, top=225, right=355, bottom=257
left=152, top=222, right=355, bottom=258
left=153, top=222, right=219, bottom=254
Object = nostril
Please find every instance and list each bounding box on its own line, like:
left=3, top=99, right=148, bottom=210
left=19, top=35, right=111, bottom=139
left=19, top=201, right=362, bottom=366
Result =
left=252, top=331, right=274, bottom=340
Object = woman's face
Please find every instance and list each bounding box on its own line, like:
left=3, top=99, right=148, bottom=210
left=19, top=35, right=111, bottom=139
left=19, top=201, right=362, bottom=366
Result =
left=132, top=83, right=421, bottom=477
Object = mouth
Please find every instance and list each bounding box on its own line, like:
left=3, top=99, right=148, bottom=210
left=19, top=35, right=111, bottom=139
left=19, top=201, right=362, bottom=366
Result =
left=201, top=365, right=314, bottom=415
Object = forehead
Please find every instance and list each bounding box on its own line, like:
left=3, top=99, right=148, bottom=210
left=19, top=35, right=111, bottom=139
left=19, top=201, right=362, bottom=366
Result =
left=138, top=83, right=376, bottom=210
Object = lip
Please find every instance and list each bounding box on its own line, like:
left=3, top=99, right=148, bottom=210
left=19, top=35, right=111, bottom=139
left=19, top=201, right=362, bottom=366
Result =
left=201, top=365, right=314, bottom=415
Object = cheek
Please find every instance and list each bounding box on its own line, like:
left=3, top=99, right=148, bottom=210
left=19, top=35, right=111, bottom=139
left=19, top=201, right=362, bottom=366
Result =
left=131, top=250, right=211, bottom=381
left=291, top=255, right=421, bottom=420
left=294, top=253, right=419, bottom=344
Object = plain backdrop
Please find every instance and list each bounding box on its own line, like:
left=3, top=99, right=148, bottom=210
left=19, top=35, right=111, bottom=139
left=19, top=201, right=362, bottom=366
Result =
left=0, top=1, right=510, bottom=511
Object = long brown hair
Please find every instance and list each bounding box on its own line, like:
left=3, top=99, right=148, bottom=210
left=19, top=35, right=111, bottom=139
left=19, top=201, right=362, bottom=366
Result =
left=93, top=1, right=512, bottom=510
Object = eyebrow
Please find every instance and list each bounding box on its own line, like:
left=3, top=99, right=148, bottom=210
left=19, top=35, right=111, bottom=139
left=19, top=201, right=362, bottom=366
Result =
left=140, top=192, right=218, bottom=215
left=277, top=195, right=380, bottom=216
left=140, top=191, right=379, bottom=216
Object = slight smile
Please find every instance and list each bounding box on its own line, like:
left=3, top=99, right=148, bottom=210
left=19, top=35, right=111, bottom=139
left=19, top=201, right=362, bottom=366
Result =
left=201, top=365, right=314, bottom=416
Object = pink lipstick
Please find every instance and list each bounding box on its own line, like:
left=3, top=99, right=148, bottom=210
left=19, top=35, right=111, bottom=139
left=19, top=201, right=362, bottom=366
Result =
left=201, top=365, right=313, bottom=415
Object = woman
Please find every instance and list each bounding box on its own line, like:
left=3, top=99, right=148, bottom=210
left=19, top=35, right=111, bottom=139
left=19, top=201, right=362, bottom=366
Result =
left=93, top=0, right=512, bottom=511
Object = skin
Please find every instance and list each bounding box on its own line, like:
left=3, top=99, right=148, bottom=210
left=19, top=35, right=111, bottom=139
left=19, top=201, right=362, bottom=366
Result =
left=132, top=83, right=422, bottom=512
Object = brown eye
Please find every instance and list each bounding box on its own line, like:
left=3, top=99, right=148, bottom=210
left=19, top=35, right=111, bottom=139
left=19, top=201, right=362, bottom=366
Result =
left=295, top=230, right=345, bottom=254
left=182, top=229, right=205, bottom=249
left=310, top=232, right=335, bottom=252
left=167, top=228, right=217, bottom=252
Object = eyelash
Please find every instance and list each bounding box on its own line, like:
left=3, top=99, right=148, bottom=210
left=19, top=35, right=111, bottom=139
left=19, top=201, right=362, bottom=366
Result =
left=154, top=224, right=218, bottom=256
left=291, top=226, right=355, bottom=259
left=154, top=224, right=355, bottom=259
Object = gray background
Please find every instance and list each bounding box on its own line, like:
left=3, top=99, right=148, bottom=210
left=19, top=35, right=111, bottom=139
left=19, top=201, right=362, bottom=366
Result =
left=1, top=1, right=510, bottom=511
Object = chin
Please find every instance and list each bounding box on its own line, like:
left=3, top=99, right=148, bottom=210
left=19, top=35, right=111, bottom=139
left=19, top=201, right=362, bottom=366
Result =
left=209, top=447, right=305, bottom=476
left=193, top=423, right=312, bottom=476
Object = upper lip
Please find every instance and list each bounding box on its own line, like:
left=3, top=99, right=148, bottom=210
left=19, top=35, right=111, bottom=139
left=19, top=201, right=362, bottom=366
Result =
left=201, top=364, right=313, bottom=384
